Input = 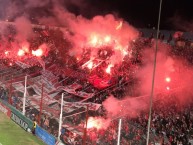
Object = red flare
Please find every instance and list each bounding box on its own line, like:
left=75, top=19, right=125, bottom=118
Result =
left=87, top=61, right=93, bottom=69
left=32, top=49, right=43, bottom=57
left=17, top=49, right=25, bottom=56
left=106, top=64, right=113, bottom=74
left=165, top=77, right=171, bottom=83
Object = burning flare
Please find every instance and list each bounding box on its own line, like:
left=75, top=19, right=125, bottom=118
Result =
left=87, top=117, right=110, bottom=130
left=32, top=48, right=43, bottom=57
left=106, top=64, right=113, bottom=74
left=17, top=49, right=25, bottom=56
left=165, top=77, right=171, bottom=83
left=5, top=51, right=9, bottom=56
left=87, top=61, right=93, bottom=69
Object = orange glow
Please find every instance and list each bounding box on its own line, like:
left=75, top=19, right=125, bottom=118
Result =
left=104, top=36, right=111, bottom=43
left=87, top=61, right=93, bottom=69
left=22, top=46, right=29, bottom=53
left=86, top=25, right=133, bottom=62
left=21, top=42, right=29, bottom=53
left=18, top=49, right=25, bottom=56
left=165, top=77, right=171, bottom=83
left=90, top=35, right=98, bottom=46
left=32, top=49, right=43, bottom=57
left=89, top=34, right=111, bottom=47
left=106, top=64, right=113, bottom=74
left=87, top=117, right=104, bottom=130
left=5, top=51, right=9, bottom=56
left=122, top=50, right=128, bottom=56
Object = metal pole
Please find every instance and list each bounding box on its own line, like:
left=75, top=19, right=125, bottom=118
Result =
left=9, top=75, right=13, bottom=105
left=117, top=118, right=122, bottom=145
left=22, top=75, right=27, bottom=115
left=58, top=93, right=64, bottom=140
left=38, top=83, right=44, bottom=124
left=82, top=105, right=89, bottom=145
left=146, top=0, right=163, bottom=144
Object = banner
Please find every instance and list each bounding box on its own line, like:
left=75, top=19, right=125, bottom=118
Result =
left=0, top=101, right=11, bottom=117
left=35, top=125, right=56, bottom=145
left=11, top=112, right=30, bottom=132
left=5, top=102, right=34, bottom=131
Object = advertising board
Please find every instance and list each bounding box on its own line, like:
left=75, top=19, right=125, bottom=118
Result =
left=35, top=125, right=56, bottom=145
left=0, top=101, right=11, bottom=117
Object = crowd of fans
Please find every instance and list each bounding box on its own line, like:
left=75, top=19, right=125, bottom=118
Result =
left=0, top=25, right=193, bottom=145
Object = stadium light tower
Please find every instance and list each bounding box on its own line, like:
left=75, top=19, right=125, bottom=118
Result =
left=146, top=0, right=163, bottom=144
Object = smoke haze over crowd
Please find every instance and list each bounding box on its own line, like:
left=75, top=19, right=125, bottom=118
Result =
left=0, top=0, right=193, bottom=131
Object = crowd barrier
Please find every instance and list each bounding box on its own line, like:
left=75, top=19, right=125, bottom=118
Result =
left=0, top=99, right=56, bottom=145
left=1, top=100, right=33, bottom=131
left=35, top=125, right=56, bottom=145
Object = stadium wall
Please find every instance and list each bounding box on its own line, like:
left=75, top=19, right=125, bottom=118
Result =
left=0, top=99, right=56, bottom=145
left=35, top=125, right=56, bottom=145
left=0, top=100, right=11, bottom=117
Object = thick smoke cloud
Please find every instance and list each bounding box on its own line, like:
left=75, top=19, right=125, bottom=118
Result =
left=102, top=40, right=193, bottom=125
left=103, top=95, right=148, bottom=118
left=1, top=0, right=139, bottom=66
left=65, top=14, right=138, bottom=60
left=135, top=40, right=193, bottom=104
left=14, top=0, right=139, bottom=127
left=1, top=0, right=193, bottom=131
left=14, top=16, right=34, bottom=42
left=136, top=42, right=172, bottom=95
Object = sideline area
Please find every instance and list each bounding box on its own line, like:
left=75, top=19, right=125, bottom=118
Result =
left=0, top=111, right=45, bottom=145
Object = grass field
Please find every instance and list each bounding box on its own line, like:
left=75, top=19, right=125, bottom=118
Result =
left=0, top=111, right=45, bottom=145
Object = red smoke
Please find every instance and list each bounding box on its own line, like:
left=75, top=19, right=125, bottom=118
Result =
left=1, top=0, right=193, bottom=128
left=62, top=13, right=139, bottom=65
left=102, top=95, right=148, bottom=118
left=14, top=16, right=34, bottom=42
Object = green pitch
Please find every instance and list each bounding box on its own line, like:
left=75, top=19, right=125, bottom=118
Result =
left=0, top=111, right=45, bottom=145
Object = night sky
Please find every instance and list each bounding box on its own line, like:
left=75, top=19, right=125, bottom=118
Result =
left=66, top=0, right=193, bottom=31
left=0, top=0, right=192, bottom=31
